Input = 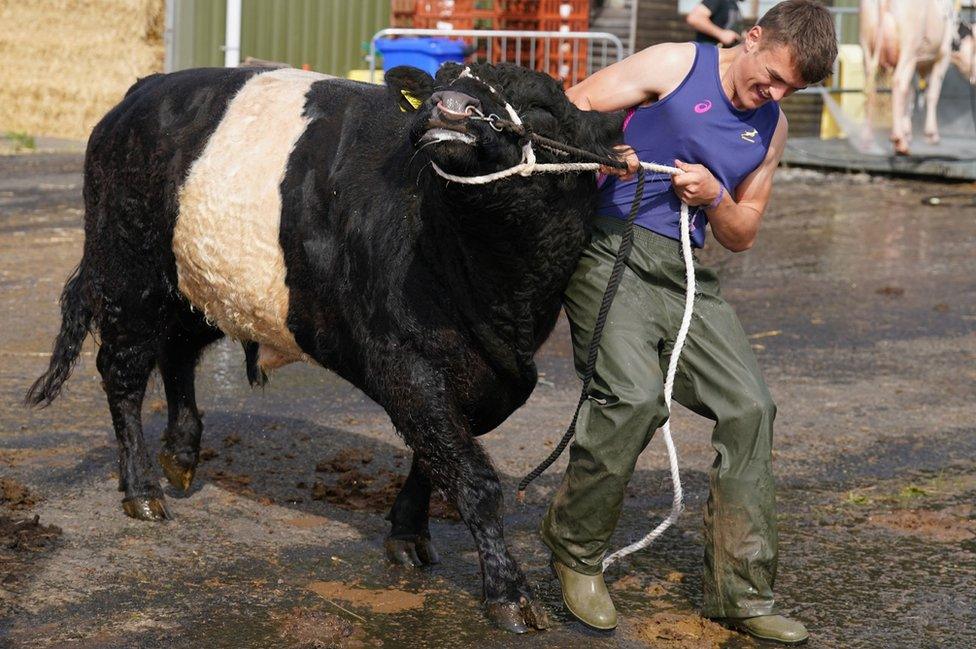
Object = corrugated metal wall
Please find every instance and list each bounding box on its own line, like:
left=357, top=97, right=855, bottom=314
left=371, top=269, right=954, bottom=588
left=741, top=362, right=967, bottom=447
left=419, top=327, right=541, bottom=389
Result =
left=169, top=0, right=390, bottom=75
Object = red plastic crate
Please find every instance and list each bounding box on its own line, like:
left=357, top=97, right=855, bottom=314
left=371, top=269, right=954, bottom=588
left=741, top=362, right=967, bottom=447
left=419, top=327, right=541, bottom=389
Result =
left=538, top=17, right=589, bottom=32
left=539, top=0, right=588, bottom=20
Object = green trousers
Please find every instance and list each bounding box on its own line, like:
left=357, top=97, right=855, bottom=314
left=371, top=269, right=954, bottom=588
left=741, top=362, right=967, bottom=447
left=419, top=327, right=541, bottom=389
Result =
left=541, top=216, right=778, bottom=619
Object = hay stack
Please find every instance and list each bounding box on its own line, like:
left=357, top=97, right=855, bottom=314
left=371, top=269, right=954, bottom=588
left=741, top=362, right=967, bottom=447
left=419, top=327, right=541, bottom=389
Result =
left=0, top=0, right=165, bottom=140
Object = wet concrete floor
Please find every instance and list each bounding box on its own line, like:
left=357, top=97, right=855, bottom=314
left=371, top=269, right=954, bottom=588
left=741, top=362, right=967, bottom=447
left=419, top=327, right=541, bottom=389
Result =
left=1, top=153, right=974, bottom=648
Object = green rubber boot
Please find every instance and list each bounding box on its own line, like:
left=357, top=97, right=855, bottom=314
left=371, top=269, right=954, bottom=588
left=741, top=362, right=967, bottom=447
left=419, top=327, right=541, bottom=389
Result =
left=722, top=614, right=809, bottom=645
left=551, top=559, right=617, bottom=630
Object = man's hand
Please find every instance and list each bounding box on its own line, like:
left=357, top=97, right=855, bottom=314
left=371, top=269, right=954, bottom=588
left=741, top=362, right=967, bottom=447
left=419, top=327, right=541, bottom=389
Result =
left=672, top=159, right=722, bottom=207
left=718, top=29, right=741, bottom=47
left=601, top=145, right=640, bottom=181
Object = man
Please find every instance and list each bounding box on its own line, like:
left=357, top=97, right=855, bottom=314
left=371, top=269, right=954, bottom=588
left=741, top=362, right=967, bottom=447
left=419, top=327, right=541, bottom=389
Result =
left=541, top=0, right=837, bottom=644
left=687, top=0, right=746, bottom=47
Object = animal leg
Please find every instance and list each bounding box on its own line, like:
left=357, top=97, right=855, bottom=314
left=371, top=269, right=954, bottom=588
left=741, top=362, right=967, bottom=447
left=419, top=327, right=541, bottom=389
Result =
left=158, top=307, right=223, bottom=492
left=923, top=56, right=951, bottom=144
left=96, top=321, right=168, bottom=521
left=385, top=453, right=440, bottom=567
left=889, top=59, right=915, bottom=155
left=385, top=365, right=549, bottom=633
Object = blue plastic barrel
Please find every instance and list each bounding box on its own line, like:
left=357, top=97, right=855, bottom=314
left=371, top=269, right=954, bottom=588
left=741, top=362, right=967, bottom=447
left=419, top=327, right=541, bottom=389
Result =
left=375, top=38, right=466, bottom=77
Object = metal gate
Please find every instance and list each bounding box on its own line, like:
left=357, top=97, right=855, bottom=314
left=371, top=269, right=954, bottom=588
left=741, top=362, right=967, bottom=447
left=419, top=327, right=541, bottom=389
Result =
left=369, top=27, right=626, bottom=87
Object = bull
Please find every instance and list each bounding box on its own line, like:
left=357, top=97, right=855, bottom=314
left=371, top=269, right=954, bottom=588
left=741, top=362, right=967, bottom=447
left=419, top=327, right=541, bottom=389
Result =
left=25, top=62, right=624, bottom=632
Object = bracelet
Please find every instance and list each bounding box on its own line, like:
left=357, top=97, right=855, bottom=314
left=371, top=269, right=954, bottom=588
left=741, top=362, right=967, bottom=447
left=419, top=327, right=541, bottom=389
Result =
left=708, top=184, right=725, bottom=210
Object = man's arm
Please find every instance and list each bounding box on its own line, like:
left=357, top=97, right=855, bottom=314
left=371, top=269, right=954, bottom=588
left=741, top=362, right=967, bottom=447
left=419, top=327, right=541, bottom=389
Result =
left=672, top=109, right=788, bottom=252
left=686, top=2, right=740, bottom=47
left=567, top=42, right=696, bottom=113
left=567, top=42, right=695, bottom=177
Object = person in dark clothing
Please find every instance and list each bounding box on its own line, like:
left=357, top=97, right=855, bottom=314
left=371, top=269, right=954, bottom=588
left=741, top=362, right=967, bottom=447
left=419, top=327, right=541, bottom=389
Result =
left=687, top=0, right=745, bottom=47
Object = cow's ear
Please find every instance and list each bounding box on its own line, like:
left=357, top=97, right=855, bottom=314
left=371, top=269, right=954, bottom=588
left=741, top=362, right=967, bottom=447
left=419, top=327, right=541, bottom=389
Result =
left=385, top=66, right=435, bottom=112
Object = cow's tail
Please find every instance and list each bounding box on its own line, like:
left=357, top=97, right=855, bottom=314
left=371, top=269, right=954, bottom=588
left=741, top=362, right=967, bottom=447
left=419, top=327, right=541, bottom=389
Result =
left=25, top=265, right=94, bottom=408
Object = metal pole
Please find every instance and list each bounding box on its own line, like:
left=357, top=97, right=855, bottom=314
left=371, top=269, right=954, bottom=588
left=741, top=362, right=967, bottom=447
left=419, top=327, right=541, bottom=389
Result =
left=224, top=0, right=242, bottom=67
left=164, top=0, right=176, bottom=73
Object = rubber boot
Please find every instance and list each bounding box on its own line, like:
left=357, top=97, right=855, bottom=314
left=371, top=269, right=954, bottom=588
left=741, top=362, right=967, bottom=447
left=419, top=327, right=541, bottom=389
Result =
left=551, top=558, right=617, bottom=630
left=721, top=614, right=809, bottom=645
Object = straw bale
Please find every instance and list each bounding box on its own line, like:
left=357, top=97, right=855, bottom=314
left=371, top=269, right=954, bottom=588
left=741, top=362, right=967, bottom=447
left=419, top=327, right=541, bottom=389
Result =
left=0, top=0, right=165, bottom=140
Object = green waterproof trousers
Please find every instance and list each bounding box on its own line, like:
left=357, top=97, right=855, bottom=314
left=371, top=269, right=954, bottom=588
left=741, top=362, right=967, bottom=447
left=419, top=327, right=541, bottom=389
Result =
left=541, top=216, right=778, bottom=619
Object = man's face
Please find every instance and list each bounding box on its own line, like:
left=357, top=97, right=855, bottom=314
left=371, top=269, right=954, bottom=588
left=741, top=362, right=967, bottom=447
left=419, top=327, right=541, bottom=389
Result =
left=733, top=27, right=807, bottom=109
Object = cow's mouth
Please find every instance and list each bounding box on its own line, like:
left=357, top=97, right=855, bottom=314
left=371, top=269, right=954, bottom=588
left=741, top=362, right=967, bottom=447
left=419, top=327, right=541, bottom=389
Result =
left=421, top=119, right=476, bottom=146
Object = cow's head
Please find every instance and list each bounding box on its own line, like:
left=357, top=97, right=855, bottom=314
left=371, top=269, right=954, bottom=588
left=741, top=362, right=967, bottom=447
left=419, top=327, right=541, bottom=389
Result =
left=386, top=62, right=624, bottom=185
left=952, top=20, right=976, bottom=85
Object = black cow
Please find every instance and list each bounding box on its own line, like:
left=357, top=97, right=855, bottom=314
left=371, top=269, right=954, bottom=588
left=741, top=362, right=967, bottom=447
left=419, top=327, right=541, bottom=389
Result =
left=27, top=62, right=623, bottom=632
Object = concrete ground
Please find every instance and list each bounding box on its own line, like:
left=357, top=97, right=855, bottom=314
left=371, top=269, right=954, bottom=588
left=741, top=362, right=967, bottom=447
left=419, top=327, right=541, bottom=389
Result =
left=1, top=152, right=974, bottom=648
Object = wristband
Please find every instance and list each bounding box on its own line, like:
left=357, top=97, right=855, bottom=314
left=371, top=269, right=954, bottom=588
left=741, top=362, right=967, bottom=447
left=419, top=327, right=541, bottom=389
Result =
left=708, top=184, right=725, bottom=210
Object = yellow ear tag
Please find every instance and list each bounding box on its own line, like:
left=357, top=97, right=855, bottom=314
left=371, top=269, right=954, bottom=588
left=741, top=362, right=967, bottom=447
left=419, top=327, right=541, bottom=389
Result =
left=400, top=89, right=424, bottom=112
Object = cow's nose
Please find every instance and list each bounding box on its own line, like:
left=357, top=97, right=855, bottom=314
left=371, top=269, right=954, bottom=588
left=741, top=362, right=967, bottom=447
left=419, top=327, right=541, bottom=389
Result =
left=430, top=91, right=481, bottom=120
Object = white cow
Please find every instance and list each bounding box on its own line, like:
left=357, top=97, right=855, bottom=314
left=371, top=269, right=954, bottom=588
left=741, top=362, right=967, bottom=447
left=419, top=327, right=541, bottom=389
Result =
left=860, top=0, right=957, bottom=155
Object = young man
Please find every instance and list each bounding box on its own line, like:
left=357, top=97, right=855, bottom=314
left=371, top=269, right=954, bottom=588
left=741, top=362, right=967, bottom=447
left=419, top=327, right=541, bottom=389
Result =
left=541, top=0, right=837, bottom=644
left=687, top=0, right=745, bottom=47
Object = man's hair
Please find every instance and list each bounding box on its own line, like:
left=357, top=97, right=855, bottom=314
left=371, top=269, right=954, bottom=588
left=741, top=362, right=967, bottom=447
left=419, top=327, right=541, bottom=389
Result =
left=757, top=0, right=837, bottom=84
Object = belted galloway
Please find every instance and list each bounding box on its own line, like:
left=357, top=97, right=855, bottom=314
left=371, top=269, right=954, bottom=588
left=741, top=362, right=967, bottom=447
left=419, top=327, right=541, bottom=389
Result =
left=26, top=61, right=624, bottom=631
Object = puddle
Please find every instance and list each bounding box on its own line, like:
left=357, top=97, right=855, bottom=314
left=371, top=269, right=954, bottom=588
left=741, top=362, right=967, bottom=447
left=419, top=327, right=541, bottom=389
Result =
left=307, top=581, right=426, bottom=614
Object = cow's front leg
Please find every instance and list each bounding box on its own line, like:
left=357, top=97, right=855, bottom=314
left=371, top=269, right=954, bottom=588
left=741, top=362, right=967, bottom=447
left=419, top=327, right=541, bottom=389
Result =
left=387, top=375, right=549, bottom=633
left=385, top=452, right=440, bottom=567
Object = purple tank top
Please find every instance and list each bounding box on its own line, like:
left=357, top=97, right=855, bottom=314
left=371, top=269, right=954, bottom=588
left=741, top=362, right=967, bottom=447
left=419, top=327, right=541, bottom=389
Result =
left=597, top=43, right=780, bottom=247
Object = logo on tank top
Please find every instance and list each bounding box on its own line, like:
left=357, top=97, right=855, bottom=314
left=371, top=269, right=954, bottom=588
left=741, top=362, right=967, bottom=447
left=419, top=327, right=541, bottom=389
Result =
left=694, top=100, right=713, bottom=114
left=740, top=128, right=758, bottom=143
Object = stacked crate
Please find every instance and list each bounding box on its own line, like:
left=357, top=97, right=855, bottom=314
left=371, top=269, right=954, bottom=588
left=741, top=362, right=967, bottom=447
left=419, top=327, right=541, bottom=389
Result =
left=389, top=0, right=590, bottom=86
left=411, top=0, right=501, bottom=30
left=536, top=0, right=589, bottom=85
left=391, top=0, right=418, bottom=27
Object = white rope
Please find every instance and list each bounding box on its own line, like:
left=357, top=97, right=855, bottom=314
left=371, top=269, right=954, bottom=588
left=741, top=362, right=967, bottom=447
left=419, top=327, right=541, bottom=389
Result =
left=428, top=93, right=693, bottom=568
left=602, top=197, right=692, bottom=570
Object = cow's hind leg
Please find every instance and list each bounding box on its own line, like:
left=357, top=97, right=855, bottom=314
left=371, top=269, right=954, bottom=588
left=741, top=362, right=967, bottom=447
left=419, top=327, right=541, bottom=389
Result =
left=157, top=307, right=223, bottom=492
left=97, top=319, right=169, bottom=521
left=922, top=56, right=951, bottom=144
left=385, top=453, right=440, bottom=567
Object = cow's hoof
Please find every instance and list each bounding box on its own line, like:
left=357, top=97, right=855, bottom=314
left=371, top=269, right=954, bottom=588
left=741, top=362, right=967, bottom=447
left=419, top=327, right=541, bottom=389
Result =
left=926, top=133, right=940, bottom=145
left=158, top=450, right=196, bottom=491
left=486, top=599, right=551, bottom=634
left=122, top=495, right=170, bottom=521
left=384, top=536, right=440, bottom=567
